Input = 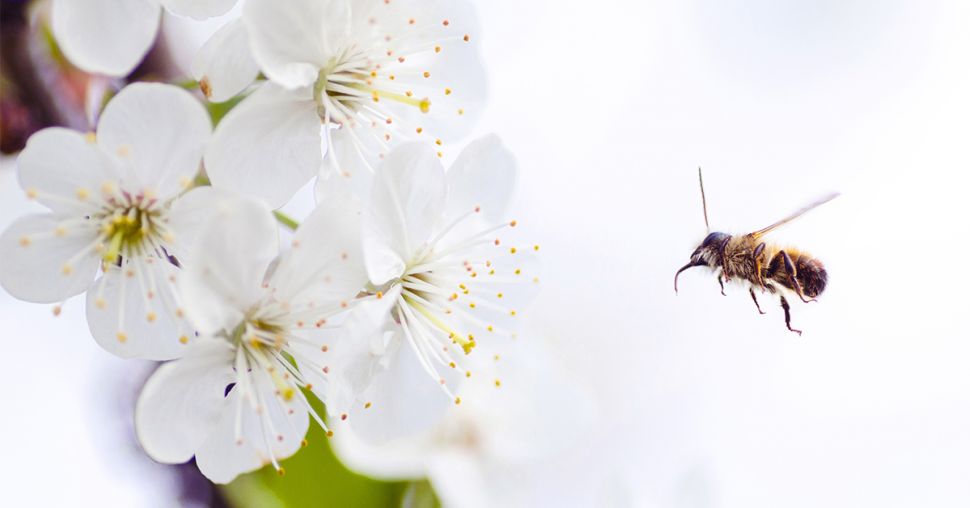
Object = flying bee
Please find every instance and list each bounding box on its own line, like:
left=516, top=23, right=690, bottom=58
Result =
left=674, top=168, right=838, bottom=335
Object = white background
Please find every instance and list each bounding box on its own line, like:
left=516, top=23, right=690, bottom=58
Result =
left=3, top=0, right=970, bottom=506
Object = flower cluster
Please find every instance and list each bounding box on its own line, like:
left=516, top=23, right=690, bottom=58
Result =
left=3, top=0, right=538, bottom=484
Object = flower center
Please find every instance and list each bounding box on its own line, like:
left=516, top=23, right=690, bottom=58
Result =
left=94, top=187, right=167, bottom=264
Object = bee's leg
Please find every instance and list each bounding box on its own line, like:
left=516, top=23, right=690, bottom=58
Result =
left=779, top=250, right=816, bottom=303
left=749, top=287, right=766, bottom=314
left=753, top=242, right=767, bottom=290
left=717, top=273, right=727, bottom=296
left=779, top=295, right=802, bottom=335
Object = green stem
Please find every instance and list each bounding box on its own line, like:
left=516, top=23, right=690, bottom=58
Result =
left=273, top=210, right=300, bottom=231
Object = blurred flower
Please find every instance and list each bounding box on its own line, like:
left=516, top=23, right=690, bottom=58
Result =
left=205, top=0, right=486, bottom=208
left=343, top=135, right=537, bottom=412
left=136, top=192, right=371, bottom=483
left=0, top=83, right=213, bottom=360
left=50, top=0, right=238, bottom=77
left=331, top=338, right=586, bottom=508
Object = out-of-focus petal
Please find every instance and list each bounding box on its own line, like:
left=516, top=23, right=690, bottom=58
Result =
left=0, top=214, right=101, bottom=303
left=363, top=143, right=446, bottom=285
left=191, top=19, right=260, bottom=103
left=51, top=0, right=161, bottom=77
left=178, top=196, right=277, bottom=335
left=445, top=134, right=517, bottom=222
left=134, top=339, right=235, bottom=464
left=97, top=83, right=211, bottom=199
left=205, top=83, right=323, bottom=209
left=160, top=0, right=237, bottom=19
left=16, top=128, right=118, bottom=215
left=85, top=260, right=192, bottom=360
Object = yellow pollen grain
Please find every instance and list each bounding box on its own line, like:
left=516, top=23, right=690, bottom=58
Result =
left=510, top=310, right=517, bottom=316
left=444, top=88, right=452, bottom=95
left=55, top=226, right=67, bottom=237
left=510, top=247, right=517, bottom=254
left=116, top=332, right=128, bottom=343
left=515, top=269, right=522, bottom=275
left=101, top=182, right=115, bottom=195
left=437, top=152, right=443, bottom=158
left=495, top=379, right=501, bottom=387
left=457, top=108, right=465, bottom=115
left=301, top=439, right=308, bottom=448
left=18, top=236, right=30, bottom=247
left=61, top=264, right=73, bottom=275
left=449, top=362, right=456, bottom=368
left=52, top=305, right=62, bottom=316
left=416, top=127, right=424, bottom=134
left=420, top=98, right=431, bottom=113
left=406, top=90, right=414, bottom=97
left=454, top=397, right=461, bottom=405
left=465, top=371, right=471, bottom=378
left=376, top=291, right=384, bottom=299
left=497, top=292, right=503, bottom=298
left=116, top=145, right=131, bottom=157
left=442, top=19, right=450, bottom=26
left=463, top=34, right=470, bottom=42
left=179, top=335, right=189, bottom=345
left=469, top=302, right=476, bottom=308
left=175, top=308, right=185, bottom=318
left=277, top=468, right=286, bottom=477
left=423, top=71, right=431, bottom=78
left=146, top=312, right=157, bottom=323
left=327, top=430, right=334, bottom=437
left=365, top=402, right=372, bottom=409
left=25, top=188, right=38, bottom=199
left=435, top=46, right=442, bottom=53
left=487, top=325, right=494, bottom=332
left=96, top=298, right=107, bottom=310
left=76, top=188, right=90, bottom=200
left=435, top=138, right=442, bottom=146
left=84, top=132, right=97, bottom=143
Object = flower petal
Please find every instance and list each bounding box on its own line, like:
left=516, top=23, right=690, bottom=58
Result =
left=51, top=0, right=160, bottom=76
left=86, top=259, right=193, bottom=360
left=271, top=190, right=365, bottom=306
left=165, top=185, right=241, bottom=267
left=178, top=196, right=278, bottom=335
left=445, top=134, right=517, bottom=222
left=243, top=0, right=351, bottom=89
left=205, top=83, right=323, bottom=209
left=191, top=19, right=260, bottom=103
left=294, top=285, right=401, bottom=418
left=0, top=214, right=101, bottom=303
left=363, top=143, right=446, bottom=285
left=160, top=0, right=237, bottom=19
left=16, top=127, right=118, bottom=215
left=97, top=83, right=211, bottom=198
left=194, top=371, right=310, bottom=484
left=135, top=339, right=236, bottom=464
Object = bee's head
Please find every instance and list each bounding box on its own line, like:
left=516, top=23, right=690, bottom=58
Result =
left=675, top=232, right=730, bottom=293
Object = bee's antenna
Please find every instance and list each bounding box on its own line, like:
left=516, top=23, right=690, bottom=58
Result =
left=698, top=167, right=710, bottom=233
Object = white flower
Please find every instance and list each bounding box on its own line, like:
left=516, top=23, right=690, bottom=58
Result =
left=191, top=18, right=261, bottom=103
left=352, top=135, right=538, bottom=406
left=51, top=0, right=239, bottom=77
left=0, top=83, right=213, bottom=360
left=330, top=339, right=586, bottom=508
left=205, top=0, right=487, bottom=208
left=135, top=193, right=370, bottom=483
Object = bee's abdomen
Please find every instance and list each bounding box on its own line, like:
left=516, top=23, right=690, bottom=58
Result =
left=796, top=257, right=827, bottom=298
left=767, top=251, right=828, bottom=298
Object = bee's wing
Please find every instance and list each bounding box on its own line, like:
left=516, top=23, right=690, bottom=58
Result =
left=748, top=192, right=840, bottom=239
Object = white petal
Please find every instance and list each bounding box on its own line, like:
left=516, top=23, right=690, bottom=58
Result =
left=427, top=452, right=491, bottom=508
left=191, top=19, right=260, bottom=103
left=160, top=0, right=237, bottom=19
left=445, top=134, right=517, bottom=222
left=205, top=83, right=323, bottom=209
left=329, top=418, right=430, bottom=481
left=243, top=0, right=350, bottom=89
left=135, top=339, right=235, bottom=464
left=343, top=326, right=454, bottom=445
left=0, top=214, right=101, bottom=303
left=97, top=83, right=211, bottom=198
left=165, top=185, right=240, bottom=266
left=16, top=128, right=118, bottom=214
left=271, top=191, right=365, bottom=306
left=178, top=196, right=277, bottom=335
left=295, top=285, right=401, bottom=418
left=51, top=0, right=160, bottom=76
left=86, top=260, right=192, bottom=360
left=315, top=126, right=380, bottom=201
left=195, top=371, right=309, bottom=484
left=363, top=143, right=446, bottom=285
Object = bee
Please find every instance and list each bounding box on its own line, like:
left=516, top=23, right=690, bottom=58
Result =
left=674, top=168, right=838, bottom=335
